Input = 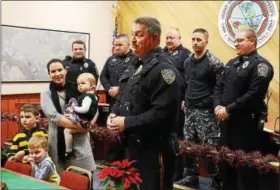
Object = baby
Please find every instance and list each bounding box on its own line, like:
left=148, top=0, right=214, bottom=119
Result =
left=63, top=73, right=98, bottom=158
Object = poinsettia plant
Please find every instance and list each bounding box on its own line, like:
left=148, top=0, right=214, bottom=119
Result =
left=97, top=159, right=142, bottom=190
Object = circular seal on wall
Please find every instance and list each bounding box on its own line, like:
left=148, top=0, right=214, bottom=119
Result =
left=218, top=1, right=278, bottom=49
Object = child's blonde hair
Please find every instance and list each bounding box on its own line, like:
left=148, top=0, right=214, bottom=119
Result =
left=28, top=135, right=48, bottom=150
left=77, top=73, right=96, bottom=86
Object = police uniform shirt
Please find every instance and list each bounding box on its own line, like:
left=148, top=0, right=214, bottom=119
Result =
left=113, top=48, right=181, bottom=138
left=162, top=44, right=191, bottom=81
left=214, top=50, right=274, bottom=115
left=64, top=57, right=99, bottom=85
left=100, top=50, right=136, bottom=92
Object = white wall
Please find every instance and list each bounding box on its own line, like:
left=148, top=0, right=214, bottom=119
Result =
left=2, top=1, right=116, bottom=94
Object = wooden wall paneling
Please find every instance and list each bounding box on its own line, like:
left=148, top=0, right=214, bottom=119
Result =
left=118, top=1, right=279, bottom=131
left=1, top=99, right=9, bottom=146
left=7, top=97, right=19, bottom=141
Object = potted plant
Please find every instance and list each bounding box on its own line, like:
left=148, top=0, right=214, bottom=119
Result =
left=97, top=159, right=142, bottom=190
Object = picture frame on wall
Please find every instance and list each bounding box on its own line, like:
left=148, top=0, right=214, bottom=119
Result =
left=1, top=25, right=90, bottom=82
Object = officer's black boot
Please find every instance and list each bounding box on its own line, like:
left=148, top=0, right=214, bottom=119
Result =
left=207, top=161, right=222, bottom=190
left=173, top=155, right=184, bottom=181
left=175, top=157, right=199, bottom=189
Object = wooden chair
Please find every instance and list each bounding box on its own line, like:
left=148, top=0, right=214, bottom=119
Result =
left=59, top=166, right=92, bottom=190
left=4, top=160, right=33, bottom=176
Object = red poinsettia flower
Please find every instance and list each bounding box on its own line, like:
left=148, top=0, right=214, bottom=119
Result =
left=120, top=159, right=136, bottom=168
left=110, top=160, right=122, bottom=167
left=124, top=177, right=131, bottom=189
left=98, top=159, right=142, bottom=190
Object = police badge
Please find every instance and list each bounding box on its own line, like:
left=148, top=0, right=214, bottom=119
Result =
left=83, top=62, right=89, bottom=68
left=161, top=69, right=176, bottom=84
left=242, top=61, right=249, bottom=68
left=133, top=65, right=143, bottom=76
left=172, top=50, right=178, bottom=56
left=125, top=57, right=130, bottom=63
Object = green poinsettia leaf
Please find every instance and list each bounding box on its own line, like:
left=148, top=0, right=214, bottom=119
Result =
left=99, top=177, right=110, bottom=187
left=114, top=178, right=124, bottom=190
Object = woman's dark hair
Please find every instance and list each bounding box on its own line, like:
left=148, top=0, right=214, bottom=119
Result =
left=47, top=59, right=66, bottom=73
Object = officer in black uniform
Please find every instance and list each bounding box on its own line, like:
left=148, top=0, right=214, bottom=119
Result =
left=107, top=17, right=181, bottom=190
left=64, top=40, right=99, bottom=86
left=175, top=28, right=224, bottom=189
left=214, top=28, right=274, bottom=190
left=100, top=34, right=136, bottom=110
left=162, top=27, right=191, bottom=181
left=100, top=34, right=136, bottom=162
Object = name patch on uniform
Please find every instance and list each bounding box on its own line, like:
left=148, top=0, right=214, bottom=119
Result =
left=258, top=63, right=268, bottom=77
left=161, top=69, right=176, bottom=84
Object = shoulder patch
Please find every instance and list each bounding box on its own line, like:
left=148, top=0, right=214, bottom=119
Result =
left=258, top=63, right=269, bottom=77
left=161, top=69, right=176, bottom=84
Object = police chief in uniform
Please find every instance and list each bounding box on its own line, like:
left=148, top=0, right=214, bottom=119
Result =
left=64, top=40, right=99, bottom=87
left=214, top=28, right=274, bottom=190
left=175, top=28, right=224, bottom=189
left=107, top=17, right=181, bottom=190
left=100, top=34, right=136, bottom=162
left=162, top=26, right=191, bottom=181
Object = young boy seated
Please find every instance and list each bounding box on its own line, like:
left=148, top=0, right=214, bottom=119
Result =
left=63, top=73, right=98, bottom=158
left=25, top=135, right=60, bottom=185
left=7, top=104, right=48, bottom=161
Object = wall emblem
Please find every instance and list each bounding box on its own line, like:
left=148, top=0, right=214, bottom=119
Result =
left=218, top=1, right=278, bottom=49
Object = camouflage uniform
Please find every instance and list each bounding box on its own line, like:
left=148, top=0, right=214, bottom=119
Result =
left=176, top=50, right=224, bottom=189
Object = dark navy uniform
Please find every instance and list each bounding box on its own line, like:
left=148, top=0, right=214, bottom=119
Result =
left=214, top=50, right=274, bottom=190
left=100, top=50, right=136, bottom=162
left=64, top=56, right=99, bottom=86
left=162, top=44, right=191, bottom=181
left=178, top=50, right=224, bottom=189
left=162, top=44, right=191, bottom=83
left=100, top=50, right=136, bottom=109
left=112, top=48, right=181, bottom=190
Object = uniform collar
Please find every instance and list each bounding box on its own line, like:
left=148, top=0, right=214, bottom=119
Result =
left=240, top=50, right=258, bottom=62
left=163, top=44, right=183, bottom=53
left=140, top=47, right=161, bottom=65
left=115, top=49, right=133, bottom=58
left=191, top=49, right=209, bottom=63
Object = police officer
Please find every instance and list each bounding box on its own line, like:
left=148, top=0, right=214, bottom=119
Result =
left=107, top=17, right=181, bottom=190
left=175, top=28, right=224, bottom=189
left=214, top=28, right=274, bottom=190
left=100, top=34, right=136, bottom=110
left=100, top=34, right=136, bottom=162
left=64, top=40, right=99, bottom=86
left=162, top=27, right=191, bottom=82
left=162, top=26, right=191, bottom=181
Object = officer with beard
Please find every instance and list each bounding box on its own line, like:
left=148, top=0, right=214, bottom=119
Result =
left=100, top=34, right=136, bottom=111
left=100, top=34, right=136, bottom=162
left=162, top=27, right=191, bottom=181
left=64, top=40, right=99, bottom=86
left=175, top=28, right=224, bottom=189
